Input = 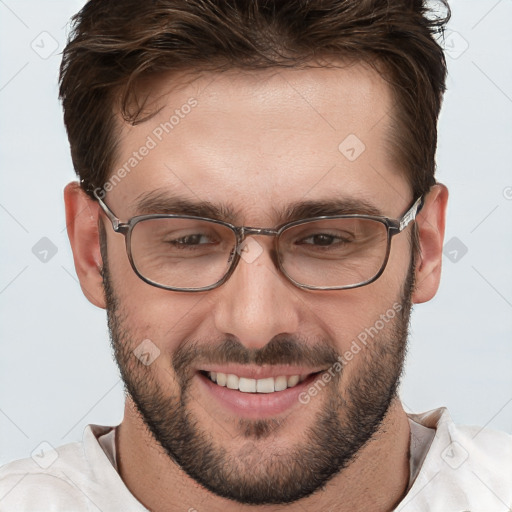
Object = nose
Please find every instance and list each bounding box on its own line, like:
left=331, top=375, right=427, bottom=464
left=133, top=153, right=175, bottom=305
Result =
left=212, top=236, right=302, bottom=350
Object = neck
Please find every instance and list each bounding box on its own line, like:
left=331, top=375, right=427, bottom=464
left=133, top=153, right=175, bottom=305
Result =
left=116, top=397, right=411, bottom=512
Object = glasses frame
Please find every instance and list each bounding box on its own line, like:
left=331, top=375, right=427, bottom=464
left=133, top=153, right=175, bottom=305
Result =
left=93, top=189, right=424, bottom=292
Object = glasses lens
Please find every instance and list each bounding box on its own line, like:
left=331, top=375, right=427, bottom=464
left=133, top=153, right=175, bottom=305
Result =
left=130, top=218, right=237, bottom=289
left=278, top=218, right=389, bottom=288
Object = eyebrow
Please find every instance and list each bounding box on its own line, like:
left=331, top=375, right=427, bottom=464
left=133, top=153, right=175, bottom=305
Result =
left=131, top=189, right=384, bottom=224
left=277, top=198, right=383, bottom=222
left=132, top=190, right=240, bottom=223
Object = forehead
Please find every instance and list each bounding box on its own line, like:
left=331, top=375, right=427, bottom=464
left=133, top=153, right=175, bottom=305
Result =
left=108, top=62, right=410, bottom=221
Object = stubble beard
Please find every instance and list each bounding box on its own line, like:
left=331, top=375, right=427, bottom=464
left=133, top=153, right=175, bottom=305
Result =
left=100, top=231, right=416, bottom=505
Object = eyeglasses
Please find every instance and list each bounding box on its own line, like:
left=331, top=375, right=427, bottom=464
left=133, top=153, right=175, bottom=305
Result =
left=94, top=190, right=423, bottom=292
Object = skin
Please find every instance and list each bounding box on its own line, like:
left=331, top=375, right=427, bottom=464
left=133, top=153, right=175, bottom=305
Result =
left=64, top=62, right=448, bottom=511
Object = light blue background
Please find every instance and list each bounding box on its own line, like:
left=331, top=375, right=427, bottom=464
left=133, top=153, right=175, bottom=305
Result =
left=1, top=0, right=511, bottom=465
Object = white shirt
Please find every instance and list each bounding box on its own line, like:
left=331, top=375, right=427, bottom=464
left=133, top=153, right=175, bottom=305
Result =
left=0, top=407, right=510, bottom=511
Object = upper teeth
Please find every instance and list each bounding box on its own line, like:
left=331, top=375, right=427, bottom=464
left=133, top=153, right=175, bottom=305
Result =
left=208, top=372, right=306, bottom=393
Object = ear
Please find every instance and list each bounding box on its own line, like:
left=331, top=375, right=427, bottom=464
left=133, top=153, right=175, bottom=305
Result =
left=412, top=183, right=449, bottom=304
left=64, top=182, right=106, bottom=308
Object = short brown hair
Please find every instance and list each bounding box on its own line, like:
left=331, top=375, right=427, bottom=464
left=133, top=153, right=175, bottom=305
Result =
left=59, top=0, right=450, bottom=200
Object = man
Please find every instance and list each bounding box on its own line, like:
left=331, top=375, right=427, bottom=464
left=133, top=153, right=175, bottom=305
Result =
left=1, top=0, right=510, bottom=510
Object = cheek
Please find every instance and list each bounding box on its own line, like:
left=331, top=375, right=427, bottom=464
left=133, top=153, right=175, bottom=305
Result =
left=120, top=290, right=207, bottom=349
left=106, top=237, right=207, bottom=350
left=299, top=247, right=410, bottom=355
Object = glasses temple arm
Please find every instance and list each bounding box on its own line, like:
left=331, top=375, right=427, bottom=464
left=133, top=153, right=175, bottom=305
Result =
left=93, top=189, right=122, bottom=231
left=399, top=195, right=424, bottom=232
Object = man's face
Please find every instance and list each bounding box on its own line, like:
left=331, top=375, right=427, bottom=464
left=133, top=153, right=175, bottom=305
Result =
left=99, top=63, right=417, bottom=504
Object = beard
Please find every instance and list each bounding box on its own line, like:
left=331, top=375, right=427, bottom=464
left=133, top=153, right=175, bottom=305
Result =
left=100, top=228, right=416, bottom=505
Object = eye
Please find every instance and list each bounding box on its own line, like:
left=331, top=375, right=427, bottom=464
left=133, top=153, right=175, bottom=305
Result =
left=298, top=233, right=351, bottom=247
left=169, top=234, right=213, bottom=246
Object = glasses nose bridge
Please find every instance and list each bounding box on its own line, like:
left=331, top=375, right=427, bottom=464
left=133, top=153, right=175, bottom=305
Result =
left=232, top=226, right=281, bottom=277
left=237, top=226, right=279, bottom=241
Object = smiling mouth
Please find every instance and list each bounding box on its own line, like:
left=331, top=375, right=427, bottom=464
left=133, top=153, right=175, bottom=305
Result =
left=199, top=370, right=322, bottom=394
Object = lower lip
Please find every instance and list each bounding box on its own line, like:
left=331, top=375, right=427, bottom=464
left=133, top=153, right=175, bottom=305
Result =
left=197, top=371, right=320, bottom=419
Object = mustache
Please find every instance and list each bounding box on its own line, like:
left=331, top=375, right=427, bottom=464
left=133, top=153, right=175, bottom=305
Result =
left=172, top=333, right=341, bottom=377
